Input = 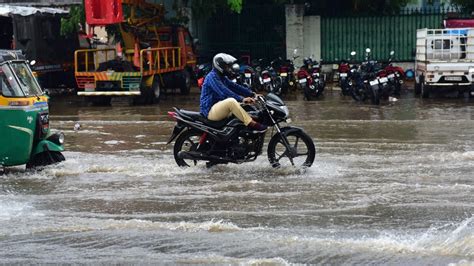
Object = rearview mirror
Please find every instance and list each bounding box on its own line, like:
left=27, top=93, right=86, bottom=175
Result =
left=390, top=50, right=395, bottom=56
left=350, top=51, right=356, bottom=56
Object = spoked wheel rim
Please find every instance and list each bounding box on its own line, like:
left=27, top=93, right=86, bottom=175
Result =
left=174, top=130, right=210, bottom=167
left=268, top=131, right=315, bottom=168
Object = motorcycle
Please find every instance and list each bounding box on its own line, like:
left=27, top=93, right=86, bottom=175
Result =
left=379, top=51, right=405, bottom=98
left=350, top=48, right=388, bottom=105
left=239, top=64, right=256, bottom=90
left=167, top=93, right=316, bottom=168
left=260, top=59, right=283, bottom=96
left=297, top=56, right=325, bottom=100
left=338, top=51, right=356, bottom=96
left=274, top=56, right=297, bottom=95
left=195, top=62, right=212, bottom=89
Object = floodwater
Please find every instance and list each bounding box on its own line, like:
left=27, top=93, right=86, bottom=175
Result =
left=1, top=88, right=473, bottom=264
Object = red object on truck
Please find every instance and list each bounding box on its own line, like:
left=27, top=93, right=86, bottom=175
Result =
left=444, top=19, right=474, bottom=28
left=85, top=0, right=123, bottom=26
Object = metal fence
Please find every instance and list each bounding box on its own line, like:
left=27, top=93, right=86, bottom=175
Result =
left=321, top=8, right=469, bottom=62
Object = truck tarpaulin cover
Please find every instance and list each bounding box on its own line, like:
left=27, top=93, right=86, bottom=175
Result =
left=445, top=19, right=474, bottom=28
left=85, top=0, right=123, bottom=26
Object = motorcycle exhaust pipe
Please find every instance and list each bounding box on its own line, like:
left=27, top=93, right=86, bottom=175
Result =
left=177, top=151, right=231, bottom=163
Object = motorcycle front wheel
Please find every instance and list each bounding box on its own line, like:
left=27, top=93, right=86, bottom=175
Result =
left=267, top=130, right=316, bottom=168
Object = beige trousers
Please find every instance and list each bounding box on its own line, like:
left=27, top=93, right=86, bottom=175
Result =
left=207, top=98, right=253, bottom=126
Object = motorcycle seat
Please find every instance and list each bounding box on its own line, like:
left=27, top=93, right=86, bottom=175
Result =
left=176, top=109, right=232, bottom=128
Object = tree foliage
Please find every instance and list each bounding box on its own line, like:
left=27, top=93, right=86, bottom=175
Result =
left=451, top=0, right=474, bottom=13
left=60, top=5, right=85, bottom=36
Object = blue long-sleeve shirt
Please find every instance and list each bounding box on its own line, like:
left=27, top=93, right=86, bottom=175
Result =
left=200, top=69, right=254, bottom=117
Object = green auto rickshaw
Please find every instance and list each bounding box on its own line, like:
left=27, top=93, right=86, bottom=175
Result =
left=0, top=50, right=65, bottom=174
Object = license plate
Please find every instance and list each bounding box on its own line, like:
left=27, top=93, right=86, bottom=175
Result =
left=388, top=74, right=395, bottom=78
left=313, top=73, right=320, bottom=77
left=244, top=73, right=251, bottom=78
left=280, top=72, right=288, bottom=77
left=445, top=76, right=462, bottom=81
left=369, top=80, right=379, bottom=86
left=263, top=78, right=271, bottom=83
left=379, top=77, right=388, bottom=83
left=340, top=73, right=347, bottom=77
left=299, top=78, right=307, bottom=83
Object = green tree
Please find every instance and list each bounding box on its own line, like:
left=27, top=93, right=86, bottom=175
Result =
left=451, top=0, right=474, bottom=13
left=60, top=5, right=85, bottom=36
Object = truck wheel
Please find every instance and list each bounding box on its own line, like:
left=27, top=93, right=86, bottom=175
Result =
left=90, top=96, right=112, bottom=106
left=152, top=76, right=161, bottom=104
left=180, top=70, right=191, bottom=95
left=421, top=82, right=430, bottom=99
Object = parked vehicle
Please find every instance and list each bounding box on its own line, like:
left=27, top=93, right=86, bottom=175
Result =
left=259, top=59, right=283, bottom=95
left=75, top=0, right=197, bottom=105
left=349, top=48, right=389, bottom=105
left=195, top=62, right=212, bottom=89
left=167, top=93, right=315, bottom=168
left=297, top=56, right=325, bottom=100
left=238, top=63, right=257, bottom=91
left=338, top=51, right=357, bottom=96
left=415, top=28, right=474, bottom=98
left=273, top=56, right=297, bottom=95
left=379, top=51, right=405, bottom=98
left=0, top=50, right=65, bottom=174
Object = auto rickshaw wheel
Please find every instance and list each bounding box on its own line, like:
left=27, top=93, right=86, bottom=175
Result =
left=26, top=151, right=65, bottom=169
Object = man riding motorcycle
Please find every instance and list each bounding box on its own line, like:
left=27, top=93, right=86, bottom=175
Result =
left=200, top=53, right=267, bottom=131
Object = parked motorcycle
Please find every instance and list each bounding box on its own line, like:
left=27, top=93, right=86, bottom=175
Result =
left=259, top=59, right=283, bottom=96
left=274, top=56, right=297, bottom=95
left=297, top=56, right=325, bottom=100
left=195, top=62, right=212, bottom=89
left=338, top=51, right=356, bottom=96
left=379, top=51, right=405, bottom=97
left=167, top=93, right=315, bottom=168
left=239, top=64, right=257, bottom=91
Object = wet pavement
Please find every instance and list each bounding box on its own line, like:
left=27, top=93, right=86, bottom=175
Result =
left=0, top=87, right=473, bottom=264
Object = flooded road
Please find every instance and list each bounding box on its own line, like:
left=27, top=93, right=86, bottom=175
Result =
left=1, top=89, right=473, bottom=264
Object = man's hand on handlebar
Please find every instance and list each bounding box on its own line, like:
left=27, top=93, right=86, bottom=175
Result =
left=243, top=97, right=256, bottom=104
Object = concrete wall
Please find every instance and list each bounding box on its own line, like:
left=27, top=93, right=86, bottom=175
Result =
left=286, top=5, right=322, bottom=66
left=285, top=4, right=304, bottom=66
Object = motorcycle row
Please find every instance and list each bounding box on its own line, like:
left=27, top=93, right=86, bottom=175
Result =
left=195, top=51, right=326, bottom=101
left=195, top=48, right=405, bottom=105
left=337, top=48, right=405, bottom=105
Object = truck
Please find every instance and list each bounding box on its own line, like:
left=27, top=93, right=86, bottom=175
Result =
left=415, top=27, right=474, bottom=98
left=74, top=0, right=196, bottom=105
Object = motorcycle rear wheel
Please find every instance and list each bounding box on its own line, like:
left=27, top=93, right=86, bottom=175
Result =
left=267, top=130, right=315, bottom=168
left=174, top=130, right=211, bottom=167
left=351, top=85, right=367, bottom=102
